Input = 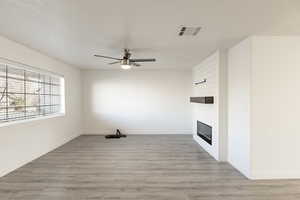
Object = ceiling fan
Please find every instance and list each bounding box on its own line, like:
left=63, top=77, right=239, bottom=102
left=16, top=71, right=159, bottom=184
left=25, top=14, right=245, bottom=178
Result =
left=94, top=49, right=156, bottom=69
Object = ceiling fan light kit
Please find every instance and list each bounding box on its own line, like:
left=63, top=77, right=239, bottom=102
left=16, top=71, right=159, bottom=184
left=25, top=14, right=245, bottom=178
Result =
left=94, top=49, right=156, bottom=70
left=121, top=65, right=131, bottom=70
left=120, top=59, right=131, bottom=70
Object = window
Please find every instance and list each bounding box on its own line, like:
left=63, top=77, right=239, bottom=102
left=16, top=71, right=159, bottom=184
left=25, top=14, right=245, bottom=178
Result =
left=0, top=61, right=64, bottom=124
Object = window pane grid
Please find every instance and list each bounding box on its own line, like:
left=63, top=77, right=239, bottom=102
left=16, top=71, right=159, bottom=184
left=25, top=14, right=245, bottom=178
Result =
left=0, top=76, right=60, bottom=86
left=0, top=64, right=62, bottom=123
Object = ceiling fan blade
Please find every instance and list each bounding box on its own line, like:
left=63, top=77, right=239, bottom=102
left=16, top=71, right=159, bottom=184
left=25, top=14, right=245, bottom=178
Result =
left=130, top=58, right=156, bottom=62
left=94, top=55, right=122, bottom=60
left=108, top=61, right=120, bottom=65
left=131, top=62, right=141, bottom=67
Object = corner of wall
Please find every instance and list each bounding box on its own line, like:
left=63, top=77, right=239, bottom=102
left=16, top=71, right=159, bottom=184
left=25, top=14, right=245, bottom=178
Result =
left=218, top=49, right=228, bottom=162
left=227, top=37, right=252, bottom=178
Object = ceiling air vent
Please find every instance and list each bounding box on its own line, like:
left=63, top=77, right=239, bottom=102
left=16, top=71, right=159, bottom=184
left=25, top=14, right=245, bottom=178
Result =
left=179, top=26, right=201, bottom=36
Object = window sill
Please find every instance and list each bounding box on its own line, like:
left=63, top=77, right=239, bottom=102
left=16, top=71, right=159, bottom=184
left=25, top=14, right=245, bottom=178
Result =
left=0, top=113, right=66, bottom=128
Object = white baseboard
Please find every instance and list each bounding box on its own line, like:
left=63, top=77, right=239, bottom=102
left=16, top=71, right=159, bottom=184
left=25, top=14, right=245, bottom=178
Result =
left=250, top=171, right=300, bottom=180
left=193, top=134, right=219, bottom=161
left=83, top=129, right=192, bottom=135
left=227, top=161, right=300, bottom=180
left=227, top=159, right=252, bottom=179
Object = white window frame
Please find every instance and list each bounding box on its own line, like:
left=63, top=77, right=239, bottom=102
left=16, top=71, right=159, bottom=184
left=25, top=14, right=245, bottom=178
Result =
left=0, top=57, right=65, bottom=127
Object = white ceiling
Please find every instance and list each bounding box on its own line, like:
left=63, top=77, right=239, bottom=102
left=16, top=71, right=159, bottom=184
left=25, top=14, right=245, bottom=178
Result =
left=0, top=0, right=299, bottom=69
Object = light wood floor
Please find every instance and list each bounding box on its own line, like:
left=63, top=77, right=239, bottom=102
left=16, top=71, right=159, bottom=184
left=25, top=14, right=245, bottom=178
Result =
left=1, top=135, right=300, bottom=200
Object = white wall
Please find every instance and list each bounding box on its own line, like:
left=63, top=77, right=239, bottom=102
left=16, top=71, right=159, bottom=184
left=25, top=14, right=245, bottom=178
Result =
left=0, top=36, right=82, bottom=177
left=251, top=36, right=300, bottom=179
left=228, top=36, right=300, bottom=179
left=192, top=51, right=227, bottom=161
left=82, top=70, right=192, bottom=135
left=218, top=51, right=228, bottom=162
left=228, top=38, right=252, bottom=178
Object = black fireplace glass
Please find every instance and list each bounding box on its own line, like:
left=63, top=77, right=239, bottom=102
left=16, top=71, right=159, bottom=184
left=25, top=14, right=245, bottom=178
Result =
left=197, top=121, right=212, bottom=145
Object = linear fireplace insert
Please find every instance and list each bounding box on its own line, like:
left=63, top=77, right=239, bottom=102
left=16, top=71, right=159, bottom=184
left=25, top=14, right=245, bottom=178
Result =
left=197, top=121, right=212, bottom=145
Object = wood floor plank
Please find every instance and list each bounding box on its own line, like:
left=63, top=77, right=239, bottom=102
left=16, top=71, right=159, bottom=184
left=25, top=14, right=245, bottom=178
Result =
left=0, top=135, right=300, bottom=200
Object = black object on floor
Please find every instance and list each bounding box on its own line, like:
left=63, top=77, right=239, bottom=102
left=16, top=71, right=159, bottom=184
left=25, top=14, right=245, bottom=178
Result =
left=105, top=129, right=127, bottom=139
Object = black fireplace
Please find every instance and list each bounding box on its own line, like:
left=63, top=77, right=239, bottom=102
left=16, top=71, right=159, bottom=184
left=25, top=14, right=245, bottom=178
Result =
left=197, top=121, right=212, bottom=145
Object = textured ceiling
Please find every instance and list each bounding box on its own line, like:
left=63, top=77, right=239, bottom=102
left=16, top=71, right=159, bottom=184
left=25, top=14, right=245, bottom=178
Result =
left=0, top=0, right=299, bottom=69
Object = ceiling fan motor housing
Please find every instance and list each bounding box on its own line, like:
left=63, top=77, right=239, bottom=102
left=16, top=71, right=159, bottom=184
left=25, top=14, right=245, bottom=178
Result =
left=124, top=49, right=131, bottom=59
left=121, top=59, right=130, bottom=65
